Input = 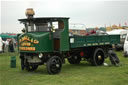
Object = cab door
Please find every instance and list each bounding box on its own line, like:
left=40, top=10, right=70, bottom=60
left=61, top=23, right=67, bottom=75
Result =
left=53, top=19, right=69, bottom=51
left=60, top=19, right=69, bottom=51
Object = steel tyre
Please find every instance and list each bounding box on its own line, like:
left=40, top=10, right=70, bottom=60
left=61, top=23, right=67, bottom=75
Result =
left=91, top=48, right=105, bottom=66
left=47, top=56, right=62, bottom=74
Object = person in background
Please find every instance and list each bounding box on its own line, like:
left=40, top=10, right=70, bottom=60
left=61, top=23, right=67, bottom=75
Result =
left=2, top=40, right=5, bottom=53
left=5, top=39, right=9, bottom=52
left=13, top=38, right=16, bottom=48
left=8, top=38, right=14, bottom=52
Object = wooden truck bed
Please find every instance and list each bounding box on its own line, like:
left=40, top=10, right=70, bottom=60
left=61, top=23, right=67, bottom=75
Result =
left=70, top=35, right=120, bottom=48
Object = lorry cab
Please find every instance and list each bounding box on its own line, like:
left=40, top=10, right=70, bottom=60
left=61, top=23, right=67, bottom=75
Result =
left=18, top=17, right=69, bottom=52
left=124, top=33, right=128, bottom=57
left=18, top=9, right=70, bottom=74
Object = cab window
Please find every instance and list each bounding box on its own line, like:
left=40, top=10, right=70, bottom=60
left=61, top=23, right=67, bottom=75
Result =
left=25, top=20, right=64, bottom=33
left=25, top=22, right=51, bottom=32
left=35, top=23, right=49, bottom=32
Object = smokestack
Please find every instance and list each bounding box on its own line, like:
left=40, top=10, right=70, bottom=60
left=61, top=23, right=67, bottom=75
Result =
left=25, top=8, right=35, bottom=19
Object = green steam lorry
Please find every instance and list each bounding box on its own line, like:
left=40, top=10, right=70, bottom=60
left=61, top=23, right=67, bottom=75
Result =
left=18, top=9, right=120, bottom=74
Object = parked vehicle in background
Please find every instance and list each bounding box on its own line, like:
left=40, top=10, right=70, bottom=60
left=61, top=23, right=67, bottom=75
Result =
left=107, top=29, right=128, bottom=51
left=124, top=33, right=128, bottom=57
left=0, top=37, right=3, bottom=53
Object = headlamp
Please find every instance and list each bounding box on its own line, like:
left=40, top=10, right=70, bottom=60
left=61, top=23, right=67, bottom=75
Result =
left=39, top=53, right=43, bottom=58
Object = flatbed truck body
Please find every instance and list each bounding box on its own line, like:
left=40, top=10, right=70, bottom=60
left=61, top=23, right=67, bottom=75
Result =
left=70, top=35, right=120, bottom=48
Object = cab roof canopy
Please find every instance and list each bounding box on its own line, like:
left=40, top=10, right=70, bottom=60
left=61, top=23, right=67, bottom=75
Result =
left=18, top=17, right=69, bottom=23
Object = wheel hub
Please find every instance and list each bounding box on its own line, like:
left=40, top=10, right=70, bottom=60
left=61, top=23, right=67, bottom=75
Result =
left=98, top=55, right=102, bottom=60
left=56, top=64, right=60, bottom=68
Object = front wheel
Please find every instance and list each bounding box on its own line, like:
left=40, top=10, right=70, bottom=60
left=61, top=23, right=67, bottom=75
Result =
left=90, top=48, right=105, bottom=66
left=47, top=56, right=62, bottom=74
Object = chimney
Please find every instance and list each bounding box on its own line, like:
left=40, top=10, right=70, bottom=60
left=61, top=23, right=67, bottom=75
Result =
left=25, top=8, right=35, bottom=19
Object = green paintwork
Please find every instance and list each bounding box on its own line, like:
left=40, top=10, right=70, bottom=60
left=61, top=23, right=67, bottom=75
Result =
left=60, top=19, right=69, bottom=51
left=18, top=17, right=120, bottom=53
left=10, top=56, right=16, bottom=68
left=18, top=17, right=69, bottom=53
left=18, top=32, right=53, bottom=53
left=70, top=35, right=120, bottom=48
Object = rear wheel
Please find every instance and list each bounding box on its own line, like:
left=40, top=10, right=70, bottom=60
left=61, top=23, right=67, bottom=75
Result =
left=68, top=55, right=81, bottom=64
left=47, top=56, right=62, bottom=74
left=90, top=48, right=105, bottom=66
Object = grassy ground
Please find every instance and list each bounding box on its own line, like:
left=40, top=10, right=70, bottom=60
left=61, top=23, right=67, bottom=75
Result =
left=0, top=51, right=128, bottom=85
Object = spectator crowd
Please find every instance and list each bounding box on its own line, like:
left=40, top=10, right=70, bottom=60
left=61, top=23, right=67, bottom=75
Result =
left=2, top=38, right=16, bottom=53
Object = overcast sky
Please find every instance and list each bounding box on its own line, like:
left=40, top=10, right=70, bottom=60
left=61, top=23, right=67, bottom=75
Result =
left=1, top=0, right=128, bottom=33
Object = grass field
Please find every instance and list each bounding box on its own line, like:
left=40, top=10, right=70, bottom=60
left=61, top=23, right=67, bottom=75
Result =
left=0, top=51, right=128, bottom=85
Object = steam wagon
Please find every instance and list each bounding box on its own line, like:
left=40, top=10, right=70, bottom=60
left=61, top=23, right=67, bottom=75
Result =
left=18, top=9, right=120, bottom=74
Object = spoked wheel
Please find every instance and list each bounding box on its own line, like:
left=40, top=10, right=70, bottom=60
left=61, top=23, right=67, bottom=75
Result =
left=47, top=56, right=62, bottom=74
left=90, top=48, right=105, bottom=66
left=25, top=62, right=38, bottom=71
left=68, top=55, right=81, bottom=64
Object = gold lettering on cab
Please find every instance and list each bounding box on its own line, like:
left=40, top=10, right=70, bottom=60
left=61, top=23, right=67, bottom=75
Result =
left=19, top=36, right=39, bottom=51
left=19, top=47, right=35, bottom=51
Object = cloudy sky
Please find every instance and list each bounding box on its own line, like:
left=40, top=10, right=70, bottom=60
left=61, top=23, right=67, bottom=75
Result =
left=1, top=0, right=128, bottom=33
